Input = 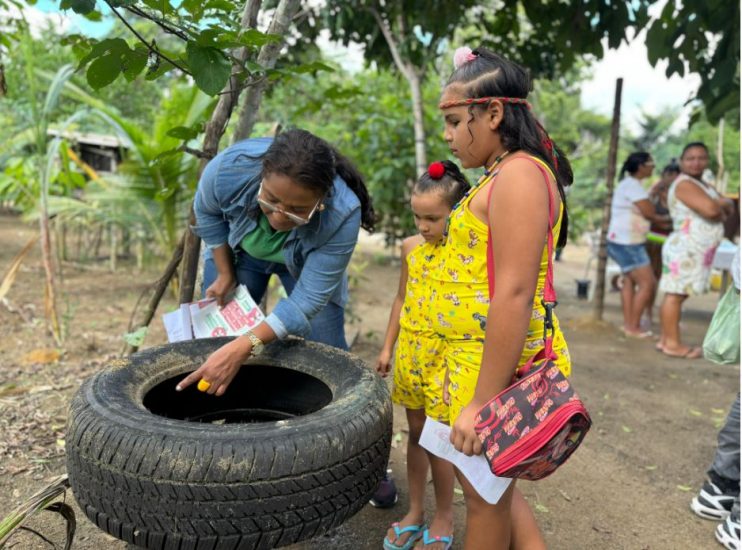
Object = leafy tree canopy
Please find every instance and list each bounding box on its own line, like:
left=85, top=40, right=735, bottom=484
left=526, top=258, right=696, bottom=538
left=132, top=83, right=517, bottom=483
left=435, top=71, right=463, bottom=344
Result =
left=646, top=0, right=740, bottom=125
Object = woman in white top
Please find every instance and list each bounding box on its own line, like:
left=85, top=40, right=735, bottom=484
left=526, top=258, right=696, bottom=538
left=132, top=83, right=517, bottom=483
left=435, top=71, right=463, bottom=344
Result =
left=607, top=152, right=670, bottom=337
left=658, top=142, right=734, bottom=359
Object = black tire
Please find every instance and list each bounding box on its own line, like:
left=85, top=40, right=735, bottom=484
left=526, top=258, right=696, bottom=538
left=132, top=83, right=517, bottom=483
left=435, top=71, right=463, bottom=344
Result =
left=66, top=338, right=392, bottom=549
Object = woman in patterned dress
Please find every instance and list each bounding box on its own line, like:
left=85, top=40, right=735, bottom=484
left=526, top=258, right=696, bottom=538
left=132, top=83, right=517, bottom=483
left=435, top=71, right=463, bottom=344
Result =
left=658, top=142, right=734, bottom=358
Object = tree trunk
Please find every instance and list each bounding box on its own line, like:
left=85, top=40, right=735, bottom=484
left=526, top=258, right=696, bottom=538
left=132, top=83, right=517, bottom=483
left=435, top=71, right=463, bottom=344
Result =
left=593, top=78, right=623, bottom=321
left=716, top=117, right=726, bottom=194
left=408, top=70, right=427, bottom=175
left=109, top=223, right=117, bottom=272
left=231, top=0, right=302, bottom=142
left=369, top=8, right=427, bottom=176
left=123, top=233, right=186, bottom=355
left=177, top=0, right=264, bottom=306
left=39, top=191, right=61, bottom=345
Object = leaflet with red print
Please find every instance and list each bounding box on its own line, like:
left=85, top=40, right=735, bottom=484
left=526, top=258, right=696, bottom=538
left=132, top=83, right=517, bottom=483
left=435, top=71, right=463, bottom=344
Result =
left=162, top=285, right=264, bottom=341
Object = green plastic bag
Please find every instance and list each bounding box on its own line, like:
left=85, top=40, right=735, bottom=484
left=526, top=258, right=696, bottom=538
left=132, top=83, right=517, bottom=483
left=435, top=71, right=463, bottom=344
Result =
left=703, top=286, right=740, bottom=365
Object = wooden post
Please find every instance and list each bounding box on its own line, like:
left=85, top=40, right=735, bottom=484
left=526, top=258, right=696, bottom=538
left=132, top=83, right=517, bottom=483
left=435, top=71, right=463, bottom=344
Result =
left=593, top=78, right=623, bottom=321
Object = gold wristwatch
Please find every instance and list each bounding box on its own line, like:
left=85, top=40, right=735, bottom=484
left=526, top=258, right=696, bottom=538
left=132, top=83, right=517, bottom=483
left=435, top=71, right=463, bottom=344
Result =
left=244, top=331, right=264, bottom=357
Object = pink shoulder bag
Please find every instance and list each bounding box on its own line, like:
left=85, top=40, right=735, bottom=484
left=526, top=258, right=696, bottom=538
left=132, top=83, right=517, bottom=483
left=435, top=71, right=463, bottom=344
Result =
left=473, top=159, right=591, bottom=481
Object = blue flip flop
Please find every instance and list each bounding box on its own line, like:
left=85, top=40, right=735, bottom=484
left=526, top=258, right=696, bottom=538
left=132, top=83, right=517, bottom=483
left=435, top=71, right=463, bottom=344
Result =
left=420, top=528, right=454, bottom=549
left=383, top=522, right=425, bottom=550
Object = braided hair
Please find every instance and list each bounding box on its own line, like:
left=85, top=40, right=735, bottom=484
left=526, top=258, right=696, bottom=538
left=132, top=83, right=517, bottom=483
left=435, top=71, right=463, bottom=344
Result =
left=445, top=47, right=573, bottom=248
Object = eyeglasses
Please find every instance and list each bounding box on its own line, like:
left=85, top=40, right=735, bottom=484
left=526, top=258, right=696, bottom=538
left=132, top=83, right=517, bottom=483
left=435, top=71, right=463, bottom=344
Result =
left=257, top=182, right=322, bottom=226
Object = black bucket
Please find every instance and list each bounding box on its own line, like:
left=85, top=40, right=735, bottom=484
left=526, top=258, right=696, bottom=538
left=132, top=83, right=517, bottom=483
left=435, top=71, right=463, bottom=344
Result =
left=576, top=279, right=591, bottom=299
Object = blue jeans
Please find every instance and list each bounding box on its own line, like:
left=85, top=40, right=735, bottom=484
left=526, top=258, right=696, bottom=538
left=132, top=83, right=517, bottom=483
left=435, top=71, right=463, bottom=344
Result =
left=606, top=241, right=651, bottom=274
left=202, top=249, right=348, bottom=350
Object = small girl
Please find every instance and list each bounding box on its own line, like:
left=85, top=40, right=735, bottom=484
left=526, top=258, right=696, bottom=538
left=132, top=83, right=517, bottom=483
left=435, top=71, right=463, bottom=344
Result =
left=434, top=46, right=573, bottom=549
left=376, top=161, right=470, bottom=550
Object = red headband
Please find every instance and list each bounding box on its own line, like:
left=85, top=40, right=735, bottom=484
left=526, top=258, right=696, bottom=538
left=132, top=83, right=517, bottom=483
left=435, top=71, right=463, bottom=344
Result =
left=438, top=96, right=558, bottom=169
left=438, top=96, right=532, bottom=110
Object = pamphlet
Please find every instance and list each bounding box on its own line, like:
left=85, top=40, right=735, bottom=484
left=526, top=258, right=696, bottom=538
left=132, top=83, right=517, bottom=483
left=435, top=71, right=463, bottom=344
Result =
left=162, top=285, right=265, bottom=342
left=419, top=417, right=512, bottom=504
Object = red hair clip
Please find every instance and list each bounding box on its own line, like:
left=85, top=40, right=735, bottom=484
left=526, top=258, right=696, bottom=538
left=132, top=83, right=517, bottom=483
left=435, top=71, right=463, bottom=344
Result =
left=428, top=161, right=446, bottom=180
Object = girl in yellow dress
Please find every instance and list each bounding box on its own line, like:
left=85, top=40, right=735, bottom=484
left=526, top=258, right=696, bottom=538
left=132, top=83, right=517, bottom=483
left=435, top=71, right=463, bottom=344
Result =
left=376, top=161, right=469, bottom=550
left=434, top=46, right=573, bottom=550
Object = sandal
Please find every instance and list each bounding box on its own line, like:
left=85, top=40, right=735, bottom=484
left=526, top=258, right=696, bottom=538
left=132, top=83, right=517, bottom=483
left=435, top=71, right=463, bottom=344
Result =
left=660, top=345, right=703, bottom=359
left=622, top=328, right=654, bottom=339
left=418, top=529, right=453, bottom=549
left=383, top=522, right=425, bottom=550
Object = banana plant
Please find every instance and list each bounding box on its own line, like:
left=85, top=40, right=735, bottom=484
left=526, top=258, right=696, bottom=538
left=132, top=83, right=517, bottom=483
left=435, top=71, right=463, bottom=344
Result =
left=43, top=75, right=213, bottom=255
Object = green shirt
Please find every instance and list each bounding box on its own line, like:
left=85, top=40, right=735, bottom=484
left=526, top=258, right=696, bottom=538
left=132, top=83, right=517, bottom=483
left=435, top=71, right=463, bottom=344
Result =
left=240, top=214, right=289, bottom=264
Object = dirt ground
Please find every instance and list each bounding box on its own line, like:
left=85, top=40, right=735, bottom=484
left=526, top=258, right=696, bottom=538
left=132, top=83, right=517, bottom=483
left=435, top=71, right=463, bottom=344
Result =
left=0, top=211, right=738, bottom=550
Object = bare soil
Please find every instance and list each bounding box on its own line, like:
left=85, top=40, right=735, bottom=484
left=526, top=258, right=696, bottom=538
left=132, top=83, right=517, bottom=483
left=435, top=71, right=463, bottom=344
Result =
left=0, top=212, right=737, bottom=550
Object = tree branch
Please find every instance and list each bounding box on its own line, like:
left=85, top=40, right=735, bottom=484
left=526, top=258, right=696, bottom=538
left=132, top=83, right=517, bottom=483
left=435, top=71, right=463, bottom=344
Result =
left=123, top=5, right=194, bottom=42
left=367, top=6, right=413, bottom=81
left=231, top=0, right=302, bottom=142
left=178, top=145, right=212, bottom=159
left=103, top=0, right=192, bottom=76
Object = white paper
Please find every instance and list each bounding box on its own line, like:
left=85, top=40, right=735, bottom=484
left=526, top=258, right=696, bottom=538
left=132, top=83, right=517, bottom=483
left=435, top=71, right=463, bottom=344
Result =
left=161, top=285, right=264, bottom=342
left=419, top=417, right=512, bottom=504
left=162, top=309, right=187, bottom=342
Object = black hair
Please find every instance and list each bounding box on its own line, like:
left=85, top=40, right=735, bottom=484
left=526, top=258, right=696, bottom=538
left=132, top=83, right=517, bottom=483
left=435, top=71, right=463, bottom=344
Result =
left=662, top=159, right=680, bottom=176
left=681, top=142, right=710, bottom=158
left=619, top=151, right=652, bottom=179
left=412, top=160, right=471, bottom=208
left=260, top=129, right=376, bottom=231
left=445, top=47, right=573, bottom=248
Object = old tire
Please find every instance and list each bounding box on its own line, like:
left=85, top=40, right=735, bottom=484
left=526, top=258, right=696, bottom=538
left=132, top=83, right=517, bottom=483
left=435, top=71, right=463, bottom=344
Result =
left=65, top=338, right=391, bottom=549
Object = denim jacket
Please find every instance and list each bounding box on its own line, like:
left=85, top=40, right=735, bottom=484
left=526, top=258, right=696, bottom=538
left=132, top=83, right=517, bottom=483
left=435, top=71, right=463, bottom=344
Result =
left=192, top=138, right=361, bottom=339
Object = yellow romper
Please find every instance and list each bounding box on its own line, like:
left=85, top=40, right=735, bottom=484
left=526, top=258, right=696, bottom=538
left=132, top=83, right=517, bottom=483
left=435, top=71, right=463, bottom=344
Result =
left=392, top=240, right=449, bottom=421
left=429, top=157, right=571, bottom=423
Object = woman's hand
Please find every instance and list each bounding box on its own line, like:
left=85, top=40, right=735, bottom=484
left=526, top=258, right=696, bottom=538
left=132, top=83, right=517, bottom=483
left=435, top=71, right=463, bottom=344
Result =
left=205, top=272, right=237, bottom=307
left=176, top=337, right=252, bottom=396
left=375, top=349, right=392, bottom=377
left=450, top=396, right=486, bottom=456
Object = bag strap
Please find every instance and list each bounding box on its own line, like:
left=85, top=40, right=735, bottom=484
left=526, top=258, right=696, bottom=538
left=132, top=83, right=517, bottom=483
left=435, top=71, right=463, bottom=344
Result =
left=486, top=157, right=558, bottom=360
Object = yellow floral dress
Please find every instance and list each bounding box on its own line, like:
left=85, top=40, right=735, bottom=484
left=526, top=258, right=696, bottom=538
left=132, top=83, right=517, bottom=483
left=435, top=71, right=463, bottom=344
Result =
left=392, top=240, right=449, bottom=421
left=429, top=157, right=571, bottom=422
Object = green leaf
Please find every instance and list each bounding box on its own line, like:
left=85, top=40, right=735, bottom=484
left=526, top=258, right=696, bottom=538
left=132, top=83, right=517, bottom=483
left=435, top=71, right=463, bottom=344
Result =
left=141, top=0, right=173, bottom=15
left=534, top=503, right=549, bottom=513
left=290, top=61, right=335, bottom=75
left=204, top=0, right=236, bottom=12
left=109, top=0, right=136, bottom=5
left=677, top=484, right=693, bottom=492
left=688, top=408, right=703, bottom=417
left=238, top=29, right=283, bottom=48
left=123, top=326, right=147, bottom=347
left=153, top=148, right=180, bottom=163
left=77, top=38, right=129, bottom=70
left=166, top=125, right=200, bottom=140
left=60, top=0, right=96, bottom=14
left=181, top=0, right=204, bottom=19
left=82, top=9, right=102, bottom=21
left=122, top=48, right=148, bottom=82
left=87, top=53, right=122, bottom=89
left=621, top=425, right=632, bottom=433
left=185, top=42, right=231, bottom=96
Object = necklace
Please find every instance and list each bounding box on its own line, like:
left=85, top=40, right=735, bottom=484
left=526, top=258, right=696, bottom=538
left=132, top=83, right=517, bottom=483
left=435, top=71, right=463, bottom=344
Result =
left=442, top=150, right=510, bottom=240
